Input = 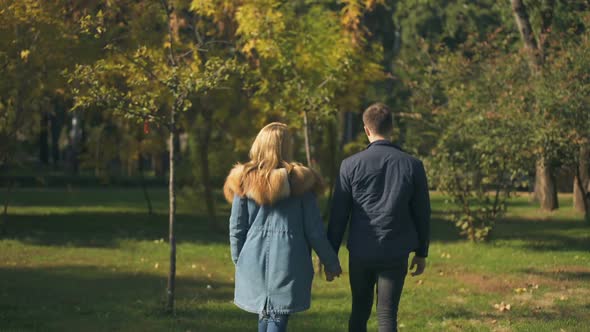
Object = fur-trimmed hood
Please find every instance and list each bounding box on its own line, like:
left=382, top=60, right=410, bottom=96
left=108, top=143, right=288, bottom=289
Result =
left=223, top=163, right=323, bottom=206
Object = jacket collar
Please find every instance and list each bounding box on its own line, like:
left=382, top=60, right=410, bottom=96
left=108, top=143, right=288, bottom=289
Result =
left=367, top=139, right=403, bottom=151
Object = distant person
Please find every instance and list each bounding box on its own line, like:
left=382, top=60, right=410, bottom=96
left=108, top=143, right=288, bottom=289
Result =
left=327, top=103, right=431, bottom=332
left=223, top=122, right=342, bottom=332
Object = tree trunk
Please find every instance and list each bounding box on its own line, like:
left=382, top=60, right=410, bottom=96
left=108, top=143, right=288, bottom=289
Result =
left=49, top=93, right=67, bottom=169
left=95, top=127, right=102, bottom=176
left=1, top=180, right=14, bottom=236
left=68, top=112, right=82, bottom=174
left=40, top=112, right=49, bottom=165
left=303, top=110, right=313, bottom=167
left=166, top=112, right=177, bottom=313
left=138, top=153, right=153, bottom=216
left=535, top=157, right=558, bottom=211
left=198, top=112, right=216, bottom=226
left=574, top=162, right=590, bottom=224
left=154, top=152, right=165, bottom=177
left=573, top=146, right=589, bottom=214
left=341, top=111, right=354, bottom=147
left=50, top=112, right=63, bottom=168
left=324, top=120, right=338, bottom=217
left=396, top=116, right=407, bottom=148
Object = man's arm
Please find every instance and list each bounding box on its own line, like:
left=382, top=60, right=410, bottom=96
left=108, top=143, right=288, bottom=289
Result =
left=327, top=160, right=353, bottom=254
left=409, top=160, right=431, bottom=258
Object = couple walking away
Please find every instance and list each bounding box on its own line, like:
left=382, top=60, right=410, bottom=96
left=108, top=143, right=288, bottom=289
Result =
left=223, top=103, right=431, bottom=332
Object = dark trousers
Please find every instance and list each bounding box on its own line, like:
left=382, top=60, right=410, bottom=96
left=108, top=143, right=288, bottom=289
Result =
left=348, top=257, right=408, bottom=332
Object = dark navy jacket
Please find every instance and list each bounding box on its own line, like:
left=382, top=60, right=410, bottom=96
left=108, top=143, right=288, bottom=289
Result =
left=327, top=140, right=431, bottom=260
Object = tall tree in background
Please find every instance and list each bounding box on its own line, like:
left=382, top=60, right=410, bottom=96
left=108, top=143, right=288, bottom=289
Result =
left=510, top=0, right=559, bottom=211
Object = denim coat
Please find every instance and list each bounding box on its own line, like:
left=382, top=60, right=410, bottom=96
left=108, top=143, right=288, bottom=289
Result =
left=224, top=164, right=341, bottom=315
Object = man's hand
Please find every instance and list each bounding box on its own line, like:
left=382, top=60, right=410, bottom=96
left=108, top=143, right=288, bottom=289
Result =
left=325, top=265, right=343, bottom=282
left=410, top=255, right=426, bottom=276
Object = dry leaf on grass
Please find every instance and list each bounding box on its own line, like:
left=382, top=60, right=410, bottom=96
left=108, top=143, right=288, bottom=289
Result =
left=493, top=302, right=511, bottom=312
left=514, top=287, right=527, bottom=294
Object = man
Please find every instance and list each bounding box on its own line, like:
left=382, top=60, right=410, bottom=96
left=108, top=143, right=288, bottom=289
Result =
left=327, top=103, right=431, bottom=332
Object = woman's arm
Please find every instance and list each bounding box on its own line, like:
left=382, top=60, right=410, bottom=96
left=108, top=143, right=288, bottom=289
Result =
left=229, top=195, right=249, bottom=264
left=302, top=192, right=341, bottom=273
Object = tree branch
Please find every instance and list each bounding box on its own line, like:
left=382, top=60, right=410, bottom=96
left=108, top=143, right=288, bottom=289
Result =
left=538, top=0, right=555, bottom=56
left=119, top=52, right=169, bottom=88
left=511, top=0, right=542, bottom=68
left=160, top=0, right=177, bottom=67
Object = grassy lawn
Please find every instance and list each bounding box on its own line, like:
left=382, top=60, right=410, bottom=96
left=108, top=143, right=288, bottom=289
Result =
left=1, top=188, right=589, bottom=331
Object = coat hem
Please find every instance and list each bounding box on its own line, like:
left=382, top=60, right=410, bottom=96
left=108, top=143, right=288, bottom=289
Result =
left=233, top=300, right=310, bottom=315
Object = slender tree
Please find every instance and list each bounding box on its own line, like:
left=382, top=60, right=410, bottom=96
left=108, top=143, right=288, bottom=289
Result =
left=68, top=0, right=240, bottom=312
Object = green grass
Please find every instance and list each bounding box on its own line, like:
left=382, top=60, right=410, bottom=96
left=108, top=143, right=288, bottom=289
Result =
left=1, top=189, right=589, bottom=331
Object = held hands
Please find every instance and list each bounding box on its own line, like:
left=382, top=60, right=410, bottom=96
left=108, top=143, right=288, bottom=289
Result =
left=410, top=255, right=426, bottom=277
left=324, top=265, right=343, bottom=282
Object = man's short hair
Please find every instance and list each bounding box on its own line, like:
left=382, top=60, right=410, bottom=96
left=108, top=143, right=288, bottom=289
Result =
left=362, top=103, right=393, bottom=136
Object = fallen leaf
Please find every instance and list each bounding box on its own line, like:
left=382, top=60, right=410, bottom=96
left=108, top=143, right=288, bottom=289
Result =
left=493, top=302, right=511, bottom=312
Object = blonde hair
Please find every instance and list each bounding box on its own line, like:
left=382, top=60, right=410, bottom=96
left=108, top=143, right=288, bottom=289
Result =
left=243, top=122, right=294, bottom=180
left=223, top=122, right=325, bottom=205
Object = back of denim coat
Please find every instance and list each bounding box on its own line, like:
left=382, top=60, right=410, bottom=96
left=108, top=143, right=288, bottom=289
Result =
left=227, top=168, right=340, bottom=315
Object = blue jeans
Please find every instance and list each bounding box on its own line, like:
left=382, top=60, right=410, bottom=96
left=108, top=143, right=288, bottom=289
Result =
left=258, top=312, right=289, bottom=332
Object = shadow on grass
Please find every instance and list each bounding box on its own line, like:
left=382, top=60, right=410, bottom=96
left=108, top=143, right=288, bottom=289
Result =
left=3, top=212, right=228, bottom=248
left=0, top=265, right=238, bottom=331
left=491, top=218, right=590, bottom=252
left=430, top=214, right=463, bottom=243
left=11, top=210, right=588, bottom=251
left=519, top=267, right=590, bottom=282
left=173, top=307, right=350, bottom=332
left=0, top=265, right=352, bottom=332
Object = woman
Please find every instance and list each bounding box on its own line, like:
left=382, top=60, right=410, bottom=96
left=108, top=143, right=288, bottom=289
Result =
left=223, top=122, right=342, bottom=332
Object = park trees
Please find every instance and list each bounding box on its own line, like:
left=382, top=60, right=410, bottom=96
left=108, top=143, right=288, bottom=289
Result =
left=510, top=0, right=559, bottom=211
left=534, top=24, right=590, bottom=221
left=239, top=0, right=378, bottom=168
left=510, top=0, right=590, bottom=212
left=0, top=0, right=100, bottom=231
left=192, top=0, right=382, bottom=188
left=424, top=33, right=536, bottom=241
left=392, top=1, right=590, bottom=239
left=68, top=0, right=241, bottom=312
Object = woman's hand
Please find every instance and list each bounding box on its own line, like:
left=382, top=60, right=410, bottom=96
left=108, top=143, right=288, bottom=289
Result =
left=325, top=265, right=343, bottom=282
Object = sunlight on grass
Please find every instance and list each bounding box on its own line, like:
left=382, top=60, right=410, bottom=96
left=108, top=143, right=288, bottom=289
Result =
left=1, top=188, right=589, bottom=331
